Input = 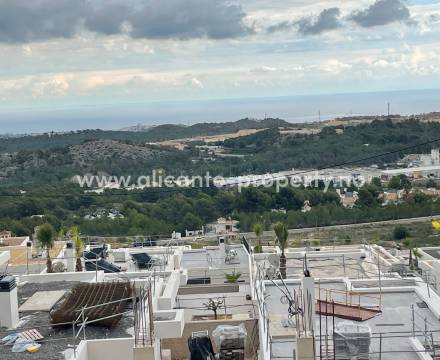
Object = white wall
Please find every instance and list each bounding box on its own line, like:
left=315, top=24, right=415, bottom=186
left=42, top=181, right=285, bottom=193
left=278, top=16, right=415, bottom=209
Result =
left=0, top=286, right=19, bottom=328
left=157, top=270, right=180, bottom=310
left=87, top=338, right=134, bottom=360
left=19, top=271, right=103, bottom=284
left=154, top=309, right=184, bottom=339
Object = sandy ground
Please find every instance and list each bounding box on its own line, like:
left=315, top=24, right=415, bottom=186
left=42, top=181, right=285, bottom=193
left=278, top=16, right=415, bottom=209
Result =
left=151, top=128, right=266, bottom=150
left=1, top=241, right=64, bottom=266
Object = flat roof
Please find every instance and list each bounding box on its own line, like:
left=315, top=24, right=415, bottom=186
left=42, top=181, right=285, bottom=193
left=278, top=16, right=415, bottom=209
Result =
left=265, top=280, right=440, bottom=360
left=422, top=248, right=440, bottom=259
left=181, top=246, right=249, bottom=269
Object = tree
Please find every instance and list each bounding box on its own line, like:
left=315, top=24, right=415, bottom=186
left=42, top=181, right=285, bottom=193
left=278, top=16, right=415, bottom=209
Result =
left=37, top=223, right=55, bottom=273
left=356, top=185, right=380, bottom=207
left=253, top=222, right=264, bottom=253
left=389, top=175, right=411, bottom=190
left=426, top=179, right=437, bottom=189
left=71, top=226, right=83, bottom=272
left=203, top=298, right=224, bottom=320
left=393, top=225, right=409, bottom=241
left=403, top=239, right=417, bottom=269
left=371, top=177, right=382, bottom=189
left=274, top=222, right=289, bottom=279
left=412, top=247, right=422, bottom=269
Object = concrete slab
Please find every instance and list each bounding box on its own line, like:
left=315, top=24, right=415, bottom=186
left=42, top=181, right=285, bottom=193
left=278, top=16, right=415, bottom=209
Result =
left=19, top=290, right=66, bottom=312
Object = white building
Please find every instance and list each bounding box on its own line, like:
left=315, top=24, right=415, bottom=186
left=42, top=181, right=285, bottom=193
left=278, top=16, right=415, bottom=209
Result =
left=209, top=217, right=239, bottom=235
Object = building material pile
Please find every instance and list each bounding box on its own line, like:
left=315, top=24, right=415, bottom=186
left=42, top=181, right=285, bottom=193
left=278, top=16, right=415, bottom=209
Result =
left=212, top=324, right=246, bottom=360
left=50, top=282, right=132, bottom=327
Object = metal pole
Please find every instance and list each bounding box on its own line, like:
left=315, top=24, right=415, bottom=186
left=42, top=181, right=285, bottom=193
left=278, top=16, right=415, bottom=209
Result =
left=325, top=294, right=328, bottom=359
left=72, top=321, right=76, bottom=358
left=148, top=281, right=154, bottom=346
left=379, top=333, right=382, bottom=360
left=332, top=301, right=335, bottom=360
left=343, top=254, right=346, bottom=277
left=425, top=317, right=428, bottom=347
left=81, top=307, right=86, bottom=340
left=26, top=248, right=29, bottom=275
left=224, top=296, right=227, bottom=317
left=319, top=294, right=322, bottom=360
left=377, top=255, right=382, bottom=308
left=412, top=304, right=415, bottom=337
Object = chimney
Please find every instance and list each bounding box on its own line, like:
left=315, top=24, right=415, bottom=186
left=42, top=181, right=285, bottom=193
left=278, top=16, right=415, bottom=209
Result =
left=65, top=241, right=75, bottom=272
left=0, top=275, right=19, bottom=329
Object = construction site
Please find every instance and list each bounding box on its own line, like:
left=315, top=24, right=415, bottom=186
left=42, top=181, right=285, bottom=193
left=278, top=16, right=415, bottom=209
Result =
left=2, top=235, right=440, bottom=359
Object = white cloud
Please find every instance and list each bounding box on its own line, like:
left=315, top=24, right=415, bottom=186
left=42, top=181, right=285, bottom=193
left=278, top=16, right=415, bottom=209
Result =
left=190, top=77, right=204, bottom=89
left=31, top=75, right=71, bottom=98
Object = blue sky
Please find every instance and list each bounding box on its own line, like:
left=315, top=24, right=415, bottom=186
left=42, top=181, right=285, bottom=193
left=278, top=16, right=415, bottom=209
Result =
left=0, top=0, right=440, bottom=131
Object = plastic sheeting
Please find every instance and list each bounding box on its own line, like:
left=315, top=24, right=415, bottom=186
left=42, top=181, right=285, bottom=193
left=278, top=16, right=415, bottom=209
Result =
left=2, top=334, right=41, bottom=353
left=188, top=334, right=215, bottom=360
left=334, top=322, right=371, bottom=360
left=212, top=324, right=247, bottom=351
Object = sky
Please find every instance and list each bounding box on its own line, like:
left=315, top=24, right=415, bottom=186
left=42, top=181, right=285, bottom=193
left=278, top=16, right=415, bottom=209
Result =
left=1, top=0, right=440, bottom=132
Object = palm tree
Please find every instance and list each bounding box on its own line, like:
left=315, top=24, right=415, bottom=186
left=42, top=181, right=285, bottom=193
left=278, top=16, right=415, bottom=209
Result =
left=253, top=222, right=264, bottom=253
left=71, top=226, right=83, bottom=272
left=412, top=248, right=422, bottom=270
left=225, top=271, right=242, bottom=283
left=37, top=223, right=55, bottom=273
left=274, top=222, right=289, bottom=279
left=402, top=239, right=414, bottom=270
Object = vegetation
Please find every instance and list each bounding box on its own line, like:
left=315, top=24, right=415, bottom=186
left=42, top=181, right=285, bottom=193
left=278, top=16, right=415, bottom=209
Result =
left=274, top=222, right=289, bottom=279
left=225, top=271, right=242, bottom=283
left=71, top=226, right=84, bottom=272
left=0, top=118, right=291, bottom=153
left=2, top=178, right=440, bottom=243
left=393, top=226, right=410, bottom=241
left=253, top=222, right=264, bottom=253
left=203, top=298, right=224, bottom=320
left=389, top=175, right=411, bottom=190
left=222, top=119, right=440, bottom=173
left=2, top=119, right=440, bottom=243
left=36, top=223, right=55, bottom=273
left=2, top=119, right=440, bottom=187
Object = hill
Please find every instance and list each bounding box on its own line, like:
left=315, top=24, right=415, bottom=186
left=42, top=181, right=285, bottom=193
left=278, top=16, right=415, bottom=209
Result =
left=0, top=118, right=293, bottom=153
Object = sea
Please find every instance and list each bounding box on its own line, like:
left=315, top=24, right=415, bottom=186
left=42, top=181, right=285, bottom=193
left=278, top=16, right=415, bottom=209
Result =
left=1, top=88, right=440, bottom=134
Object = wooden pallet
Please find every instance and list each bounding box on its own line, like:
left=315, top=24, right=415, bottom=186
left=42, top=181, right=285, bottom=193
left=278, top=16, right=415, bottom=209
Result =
left=316, top=300, right=381, bottom=321
left=19, top=329, right=44, bottom=342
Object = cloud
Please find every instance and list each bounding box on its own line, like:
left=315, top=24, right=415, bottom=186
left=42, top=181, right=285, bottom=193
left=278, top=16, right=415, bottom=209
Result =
left=266, top=21, right=294, bottom=34
left=31, top=75, right=71, bottom=98
left=0, top=0, right=252, bottom=43
left=189, top=77, right=204, bottom=89
left=266, top=8, right=342, bottom=35
left=0, top=0, right=87, bottom=43
left=129, top=0, right=253, bottom=40
left=296, top=8, right=343, bottom=35
left=349, top=0, right=414, bottom=27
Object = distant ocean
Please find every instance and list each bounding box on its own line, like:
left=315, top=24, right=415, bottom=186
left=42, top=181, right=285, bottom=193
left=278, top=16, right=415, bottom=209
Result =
left=1, top=88, right=440, bottom=134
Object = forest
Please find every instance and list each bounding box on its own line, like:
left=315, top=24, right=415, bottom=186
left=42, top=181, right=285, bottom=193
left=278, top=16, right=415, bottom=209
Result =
left=0, top=178, right=438, bottom=238
left=1, top=118, right=440, bottom=238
